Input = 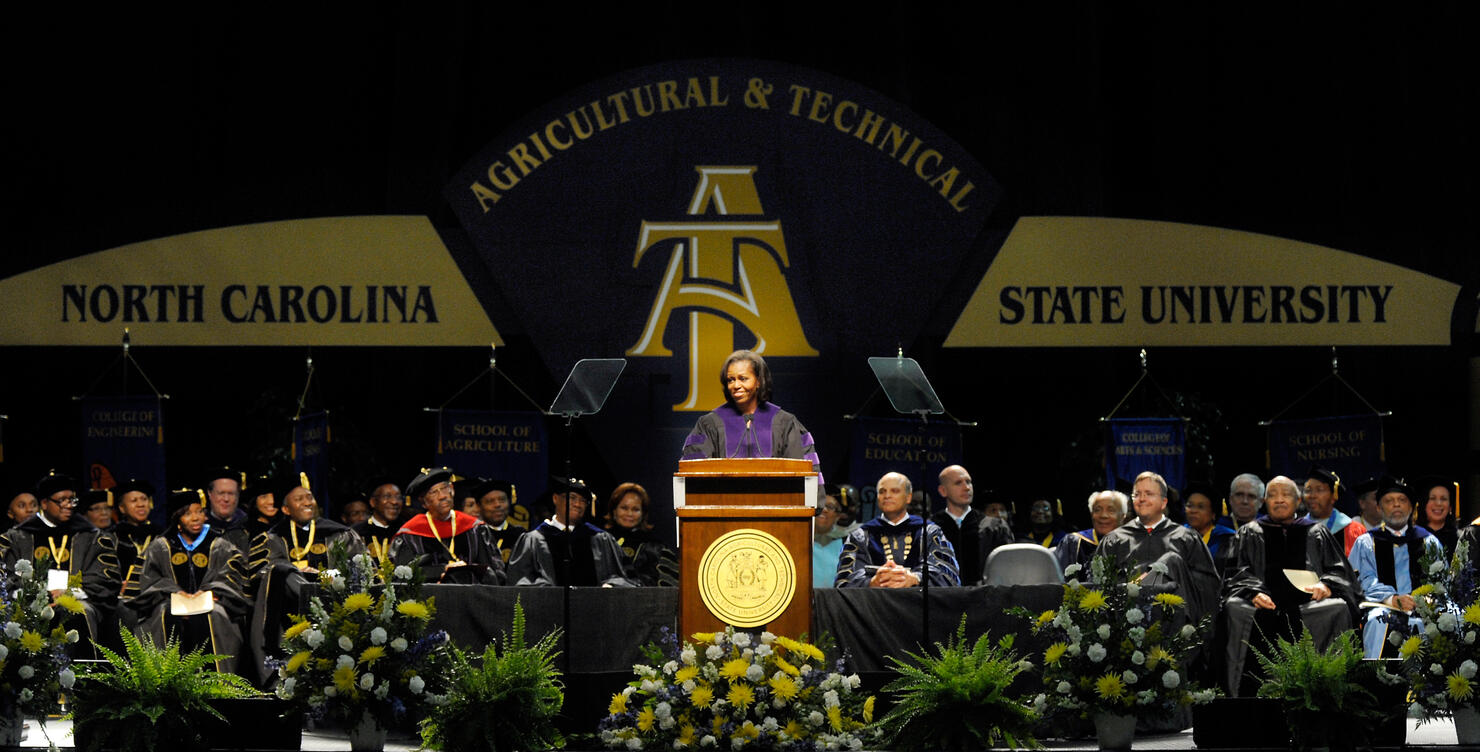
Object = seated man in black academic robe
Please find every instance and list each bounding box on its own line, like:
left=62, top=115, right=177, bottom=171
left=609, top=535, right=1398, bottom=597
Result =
left=390, top=467, right=506, bottom=584
left=263, top=474, right=367, bottom=574
left=836, top=472, right=960, bottom=588
left=132, top=488, right=251, bottom=674
left=0, top=472, right=122, bottom=657
left=507, top=476, right=635, bottom=587
left=351, top=476, right=405, bottom=565
left=1221, top=475, right=1358, bottom=696
left=475, top=478, right=527, bottom=564
left=1094, top=471, right=1220, bottom=624
left=929, top=465, right=1011, bottom=585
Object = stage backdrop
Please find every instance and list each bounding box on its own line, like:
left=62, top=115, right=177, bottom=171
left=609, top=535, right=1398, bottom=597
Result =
left=292, top=411, right=332, bottom=510
left=444, top=58, right=1000, bottom=530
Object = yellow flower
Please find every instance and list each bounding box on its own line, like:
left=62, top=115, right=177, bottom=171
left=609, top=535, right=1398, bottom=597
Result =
left=735, top=721, right=759, bottom=740
left=863, top=695, right=876, bottom=723
left=1079, top=590, right=1107, bottom=611
left=54, top=594, right=85, bottom=614
left=1450, top=673, right=1475, bottom=701
left=18, top=631, right=44, bottom=653
left=284, top=620, right=312, bottom=640
left=691, top=685, right=714, bottom=708
left=343, top=592, right=375, bottom=612
left=1153, top=592, right=1185, bottom=609
left=359, top=646, right=386, bottom=665
left=1412, top=584, right=1436, bottom=599
left=775, top=636, right=802, bottom=654
left=636, top=706, right=656, bottom=732
left=316, top=658, right=332, bottom=670
left=332, top=665, right=358, bottom=693
left=691, top=632, right=716, bottom=644
left=675, top=665, right=699, bottom=683
left=795, top=641, right=825, bottom=663
left=783, top=719, right=806, bottom=739
left=1464, top=603, right=1480, bottom=625
left=678, top=724, right=696, bottom=746
left=284, top=651, right=311, bottom=674
left=773, top=656, right=800, bottom=676
left=768, top=674, right=799, bottom=700
left=1044, top=643, right=1068, bottom=665
left=728, top=682, right=755, bottom=710
left=711, top=716, right=726, bottom=737
left=1147, top=646, right=1173, bottom=669
left=720, top=658, right=751, bottom=680
left=1399, top=636, right=1424, bottom=660
left=827, top=705, right=843, bottom=731
left=608, top=692, right=628, bottom=715
left=1095, top=673, right=1125, bottom=700
left=397, top=601, right=430, bottom=620
left=1036, top=610, right=1056, bottom=628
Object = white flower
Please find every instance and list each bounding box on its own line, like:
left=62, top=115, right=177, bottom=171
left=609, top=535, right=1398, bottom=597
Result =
left=0, top=645, right=7, bottom=661
left=1126, top=608, right=1144, bottom=624
left=367, top=627, right=387, bottom=645
left=847, top=674, right=861, bottom=689
left=701, top=735, right=716, bottom=747
left=328, top=574, right=346, bottom=591
left=374, top=682, right=390, bottom=700
left=1180, top=624, right=1196, bottom=639
left=356, top=553, right=375, bottom=570
left=280, top=677, right=296, bottom=695
left=1131, top=651, right=1145, bottom=665
left=324, top=686, right=337, bottom=698
left=1462, top=661, right=1478, bottom=680
left=360, top=673, right=375, bottom=690
left=680, top=646, right=697, bottom=664
left=641, top=679, right=657, bottom=693
left=682, top=680, right=696, bottom=692
left=409, top=675, right=425, bottom=694
left=824, top=689, right=840, bottom=707
left=1126, top=582, right=1141, bottom=598
left=65, top=629, right=80, bottom=643
left=338, top=635, right=354, bottom=651
left=1053, top=610, right=1072, bottom=628
left=1097, top=624, right=1111, bottom=640
left=1389, top=632, right=1405, bottom=646
left=706, top=645, right=723, bottom=660
left=392, top=565, right=413, bottom=580
left=1087, top=643, right=1107, bottom=663
left=1440, top=613, right=1459, bottom=633
left=713, top=633, right=726, bottom=645
left=1064, top=563, right=1083, bottom=577
left=1431, top=559, right=1447, bottom=574
left=18, top=665, right=34, bottom=680
left=306, top=630, right=325, bottom=649
left=755, top=645, right=772, bottom=658
left=18, top=689, right=31, bottom=703
left=337, top=655, right=355, bottom=670
left=761, top=632, right=776, bottom=644
left=808, top=711, right=824, bottom=727
left=656, top=701, right=672, bottom=720
left=1122, top=670, right=1137, bottom=685
left=1162, top=670, right=1181, bottom=689
left=762, top=716, right=778, bottom=732
left=60, top=668, right=77, bottom=688
left=1032, top=693, right=1048, bottom=713
left=628, top=738, right=643, bottom=750
left=733, top=632, right=751, bottom=648
left=39, top=606, right=54, bottom=621
left=14, top=560, right=32, bottom=578
left=391, top=637, right=408, bottom=652
left=1128, top=627, right=1146, bottom=643
left=1065, top=625, right=1082, bottom=643
left=746, top=664, right=764, bottom=682
left=1066, top=643, right=1081, bottom=656
left=1432, top=663, right=1445, bottom=675
left=1150, top=562, right=1169, bottom=575
left=1468, top=632, right=1478, bottom=645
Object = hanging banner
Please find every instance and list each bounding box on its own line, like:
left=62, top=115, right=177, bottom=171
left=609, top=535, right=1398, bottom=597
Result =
left=1266, top=414, right=1384, bottom=516
left=80, top=396, right=167, bottom=499
left=292, top=411, right=332, bottom=509
left=849, top=416, right=962, bottom=512
left=434, top=409, right=548, bottom=529
left=1105, top=418, right=1186, bottom=493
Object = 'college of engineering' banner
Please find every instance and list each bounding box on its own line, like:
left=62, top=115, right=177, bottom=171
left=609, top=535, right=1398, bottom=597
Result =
left=293, top=411, right=332, bottom=509
left=81, top=396, right=167, bottom=500
left=434, top=409, right=548, bottom=529
left=1266, top=414, right=1384, bottom=516
left=1105, top=418, right=1186, bottom=494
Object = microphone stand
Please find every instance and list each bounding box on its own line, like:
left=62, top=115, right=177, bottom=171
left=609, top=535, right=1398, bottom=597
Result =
left=920, top=521, right=929, bottom=648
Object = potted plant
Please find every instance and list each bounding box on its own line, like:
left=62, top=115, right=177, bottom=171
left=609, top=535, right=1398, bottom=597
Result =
left=597, top=627, right=876, bottom=750
left=0, top=558, right=82, bottom=747
left=67, top=627, right=262, bottom=752
left=1391, top=539, right=1480, bottom=741
left=419, top=599, right=564, bottom=751
left=1017, top=556, right=1216, bottom=750
left=273, top=552, right=451, bottom=752
left=1253, top=630, right=1399, bottom=751
left=876, top=615, right=1040, bottom=751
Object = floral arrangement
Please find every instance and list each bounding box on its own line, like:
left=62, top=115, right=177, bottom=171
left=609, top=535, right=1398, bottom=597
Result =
left=1393, top=539, right=1480, bottom=716
left=274, top=551, right=451, bottom=728
left=598, top=627, right=876, bottom=750
left=0, top=558, right=81, bottom=721
left=1253, top=630, right=1394, bottom=751
left=1018, top=555, right=1215, bottom=720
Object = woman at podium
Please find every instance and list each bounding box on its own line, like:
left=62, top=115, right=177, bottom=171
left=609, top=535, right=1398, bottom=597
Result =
left=679, top=350, right=822, bottom=476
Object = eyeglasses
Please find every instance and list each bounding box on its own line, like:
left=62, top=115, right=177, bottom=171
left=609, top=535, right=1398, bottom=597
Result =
left=47, top=495, right=80, bottom=507
left=372, top=493, right=405, bottom=501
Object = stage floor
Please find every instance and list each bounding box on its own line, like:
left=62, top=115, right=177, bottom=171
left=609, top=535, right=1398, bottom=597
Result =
left=13, top=716, right=1467, bottom=749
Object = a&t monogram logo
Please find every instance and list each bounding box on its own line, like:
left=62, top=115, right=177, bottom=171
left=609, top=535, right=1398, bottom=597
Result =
left=627, top=166, right=818, bottom=411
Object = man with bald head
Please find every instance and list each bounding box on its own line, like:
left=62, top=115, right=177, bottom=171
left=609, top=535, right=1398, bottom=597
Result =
left=929, top=465, right=1011, bottom=585
left=836, top=472, right=960, bottom=588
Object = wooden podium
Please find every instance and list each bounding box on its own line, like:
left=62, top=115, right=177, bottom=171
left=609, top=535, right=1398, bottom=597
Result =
left=674, top=458, right=818, bottom=640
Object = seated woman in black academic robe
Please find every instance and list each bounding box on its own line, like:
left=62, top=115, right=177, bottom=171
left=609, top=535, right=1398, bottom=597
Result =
left=242, top=473, right=282, bottom=537
left=603, top=482, right=676, bottom=587
left=1054, top=490, right=1128, bottom=576
left=132, top=489, right=250, bottom=674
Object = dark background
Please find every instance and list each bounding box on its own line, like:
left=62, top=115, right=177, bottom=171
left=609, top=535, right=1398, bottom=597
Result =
left=4, top=4, right=1476, bottom=531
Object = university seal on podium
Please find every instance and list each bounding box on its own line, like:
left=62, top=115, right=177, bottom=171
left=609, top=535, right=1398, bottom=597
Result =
left=697, top=528, right=796, bottom=628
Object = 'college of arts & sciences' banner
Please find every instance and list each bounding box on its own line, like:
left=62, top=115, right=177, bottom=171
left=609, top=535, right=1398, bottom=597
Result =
left=81, top=396, right=167, bottom=499
left=1105, top=418, right=1186, bottom=493
left=434, top=409, right=548, bottom=529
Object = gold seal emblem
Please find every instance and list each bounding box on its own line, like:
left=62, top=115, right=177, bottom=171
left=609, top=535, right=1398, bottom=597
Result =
left=192, top=553, right=210, bottom=568
left=310, top=543, right=327, bottom=555
left=34, top=549, right=49, bottom=561
left=697, top=528, right=796, bottom=629
left=171, top=552, right=189, bottom=565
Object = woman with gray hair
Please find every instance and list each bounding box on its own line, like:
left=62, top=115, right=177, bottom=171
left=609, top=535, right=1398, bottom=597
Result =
left=1053, top=489, right=1128, bottom=575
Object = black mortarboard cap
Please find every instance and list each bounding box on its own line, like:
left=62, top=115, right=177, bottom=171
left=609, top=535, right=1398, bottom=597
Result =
left=1375, top=474, right=1412, bottom=502
left=1306, top=466, right=1341, bottom=500
left=167, top=487, right=206, bottom=519
left=112, top=477, right=156, bottom=502
left=201, top=466, right=245, bottom=491
left=406, top=467, right=457, bottom=500
left=549, top=475, right=592, bottom=500
left=472, top=478, right=517, bottom=506
left=35, top=471, right=79, bottom=501
left=81, top=488, right=113, bottom=511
